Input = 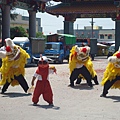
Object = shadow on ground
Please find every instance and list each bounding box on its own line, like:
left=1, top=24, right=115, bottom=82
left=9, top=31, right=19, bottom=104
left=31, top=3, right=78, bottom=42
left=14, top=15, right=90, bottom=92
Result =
left=106, top=96, right=120, bottom=102
left=29, top=104, right=60, bottom=110
left=68, top=83, right=96, bottom=90
left=1, top=92, right=31, bottom=98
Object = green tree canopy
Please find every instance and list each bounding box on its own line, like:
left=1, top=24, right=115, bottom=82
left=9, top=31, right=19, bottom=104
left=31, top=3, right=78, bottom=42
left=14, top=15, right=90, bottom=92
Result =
left=36, top=32, right=46, bottom=38
left=10, top=26, right=28, bottom=39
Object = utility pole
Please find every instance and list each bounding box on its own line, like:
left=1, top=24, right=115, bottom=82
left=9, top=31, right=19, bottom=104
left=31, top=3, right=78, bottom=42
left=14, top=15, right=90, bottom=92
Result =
left=90, top=18, right=95, bottom=38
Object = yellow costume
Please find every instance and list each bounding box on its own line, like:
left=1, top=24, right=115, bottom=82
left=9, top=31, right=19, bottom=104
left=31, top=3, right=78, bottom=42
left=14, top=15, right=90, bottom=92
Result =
left=69, top=46, right=96, bottom=78
left=100, top=49, right=120, bottom=97
left=0, top=46, right=29, bottom=86
left=0, top=38, right=30, bottom=94
left=101, top=51, right=120, bottom=89
left=68, top=45, right=98, bottom=87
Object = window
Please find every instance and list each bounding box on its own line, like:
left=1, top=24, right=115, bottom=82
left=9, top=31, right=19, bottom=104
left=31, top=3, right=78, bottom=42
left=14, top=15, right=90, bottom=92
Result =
left=100, top=34, right=104, bottom=39
left=52, top=44, right=59, bottom=50
left=60, top=44, right=63, bottom=50
left=108, top=34, right=112, bottom=39
left=45, top=44, right=59, bottom=50
left=45, top=44, right=52, bottom=50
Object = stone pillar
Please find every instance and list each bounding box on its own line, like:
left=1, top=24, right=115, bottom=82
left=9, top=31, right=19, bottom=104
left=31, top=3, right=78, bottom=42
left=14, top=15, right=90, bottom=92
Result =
left=28, top=10, right=36, bottom=38
left=63, top=15, right=76, bottom=35
left=115, top=19, right=120, bottom=51
left=1, top=5, right=10, bottom=45
left=114, top=8, right=120, bottom=51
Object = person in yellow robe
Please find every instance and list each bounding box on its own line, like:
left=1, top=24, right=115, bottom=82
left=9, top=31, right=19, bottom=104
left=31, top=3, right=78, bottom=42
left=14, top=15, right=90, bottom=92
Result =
left=0, top=38, right=30, bottom=94
left=100, top=48, right=120, bottom=97
left=68, top=45, right=98, bottom=87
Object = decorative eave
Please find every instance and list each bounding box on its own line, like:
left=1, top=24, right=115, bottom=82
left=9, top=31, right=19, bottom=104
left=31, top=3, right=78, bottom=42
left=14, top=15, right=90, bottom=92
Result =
left=0, top=0, right=47, bottom=12
left=52, top=0, right=114, bottom=3
left=46, top=1, right=118, bottom=18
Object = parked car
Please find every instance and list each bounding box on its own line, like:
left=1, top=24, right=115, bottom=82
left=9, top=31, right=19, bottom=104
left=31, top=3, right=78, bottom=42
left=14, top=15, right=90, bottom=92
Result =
left=107, top=44, right=115, bottom=58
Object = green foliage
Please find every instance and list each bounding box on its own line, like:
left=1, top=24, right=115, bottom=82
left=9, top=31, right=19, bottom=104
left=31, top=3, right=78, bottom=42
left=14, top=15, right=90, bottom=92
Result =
left=10, top=26, right=28, bottom=39
left=36, top=32, right=46, bottom=38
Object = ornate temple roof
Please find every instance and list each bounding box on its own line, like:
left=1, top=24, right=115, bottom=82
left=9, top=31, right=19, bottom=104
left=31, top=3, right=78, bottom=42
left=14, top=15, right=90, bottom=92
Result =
left=46, top=1, right=118, bottom=18
left=52, top=0, right=115, bottom=3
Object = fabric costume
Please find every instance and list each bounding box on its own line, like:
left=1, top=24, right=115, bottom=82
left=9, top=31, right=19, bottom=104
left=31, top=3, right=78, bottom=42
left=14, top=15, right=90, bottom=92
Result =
left=32, top=56, right=56, bottom=105
left=100, top=48, right=120, bottom=97
left=0, top=38, right=30, bottom=93
left=69, top=45, right=98, bottom=87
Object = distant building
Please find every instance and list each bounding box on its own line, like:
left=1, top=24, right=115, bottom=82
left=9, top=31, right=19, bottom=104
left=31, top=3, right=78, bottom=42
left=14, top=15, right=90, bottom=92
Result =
left=10, top=14, right=42, bottom=33
left=57, top=26, right=115, bottom=44
left=98, top=29, right=115, bottom=43
left=84, top=26, right=102, bottom=30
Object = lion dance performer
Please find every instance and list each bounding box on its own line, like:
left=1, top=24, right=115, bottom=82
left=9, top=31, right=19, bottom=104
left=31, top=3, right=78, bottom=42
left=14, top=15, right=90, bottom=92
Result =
left=31, top=55, right=56, bottom=106
left=69, top=45, right=99, bottom=87
left=100, top=47, right=120, bottom=97
left=0, top=38, right=30, bottom=94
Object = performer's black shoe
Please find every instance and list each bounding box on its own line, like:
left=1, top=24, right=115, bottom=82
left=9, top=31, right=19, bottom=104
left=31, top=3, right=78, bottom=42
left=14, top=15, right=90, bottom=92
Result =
left=88, top=84, right=93, bottom=88
left=95, top=82, right=99, bottom=85
left=93, top=76, right=99, bottom=85
left=94, top=80, right=99, bottom=85
left=100, top=94, right=106, bottom=97
left=1, top=90, right=6, bottom=94
left=76, top=78, right=82, bottom=84
left=100, top=91, right=108, bottom=97
left=49, top=103, right=54, bottom=107
left=94, top=82, right=99, bottom=85
left=68, top=83, right=74, bottom=87
left=33, top=102, right=37, bottom=106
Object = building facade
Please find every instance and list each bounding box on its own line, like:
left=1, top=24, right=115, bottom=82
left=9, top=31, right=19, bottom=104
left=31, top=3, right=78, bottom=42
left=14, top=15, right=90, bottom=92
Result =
left=10, top=14, right=42, bottom=33
left=57, top=26, right=115, bottom=44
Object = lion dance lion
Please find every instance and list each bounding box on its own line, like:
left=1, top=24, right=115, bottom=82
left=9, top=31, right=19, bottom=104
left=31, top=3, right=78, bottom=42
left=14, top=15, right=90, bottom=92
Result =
left=100, top=47, right=120, bottom=97
left=0, top=38, right=30, bottom=94
left=68, top=45, right=99, bottom=87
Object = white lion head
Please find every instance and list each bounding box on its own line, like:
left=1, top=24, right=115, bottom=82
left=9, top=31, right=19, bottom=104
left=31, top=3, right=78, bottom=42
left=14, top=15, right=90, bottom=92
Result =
left=0, top=38, right=20, bottom=61
left=74, top=45, right=90, bottom=61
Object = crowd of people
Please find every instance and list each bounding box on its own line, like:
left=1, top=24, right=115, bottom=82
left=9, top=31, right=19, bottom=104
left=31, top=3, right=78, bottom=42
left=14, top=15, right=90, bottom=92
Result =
left=0, top=38, right=120, bottom=107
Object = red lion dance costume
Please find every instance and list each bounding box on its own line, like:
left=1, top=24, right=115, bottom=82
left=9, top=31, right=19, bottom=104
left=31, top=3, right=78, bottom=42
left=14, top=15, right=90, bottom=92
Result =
left=69, top=45, right=99, bottom=87
left=31, top=56, right=56, bottom=106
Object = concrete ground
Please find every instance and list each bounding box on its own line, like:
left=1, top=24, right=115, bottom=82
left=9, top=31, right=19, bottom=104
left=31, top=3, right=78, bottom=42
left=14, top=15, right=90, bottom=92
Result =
left=0, top=56, right=120, bottom=120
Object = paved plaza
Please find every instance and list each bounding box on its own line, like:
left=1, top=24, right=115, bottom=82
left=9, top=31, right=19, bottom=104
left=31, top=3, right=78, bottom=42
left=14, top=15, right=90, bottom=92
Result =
left=0, top=56, right=120, bottom=120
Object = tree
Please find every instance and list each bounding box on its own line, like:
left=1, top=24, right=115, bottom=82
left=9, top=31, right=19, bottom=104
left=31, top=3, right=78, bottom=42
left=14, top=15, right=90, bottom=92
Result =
left=36, top=32, right=46, bottom=38
left=10, top=26, right=28, bottom=39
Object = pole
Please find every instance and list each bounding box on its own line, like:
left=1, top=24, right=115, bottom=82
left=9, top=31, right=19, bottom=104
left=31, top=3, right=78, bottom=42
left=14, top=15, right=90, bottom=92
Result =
left=90, top=18, right=95, bottom=38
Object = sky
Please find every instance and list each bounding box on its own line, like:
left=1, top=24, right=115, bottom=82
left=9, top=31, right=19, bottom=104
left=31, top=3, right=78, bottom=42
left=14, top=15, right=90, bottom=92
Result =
left=13, top=7, right=115, bottom=35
